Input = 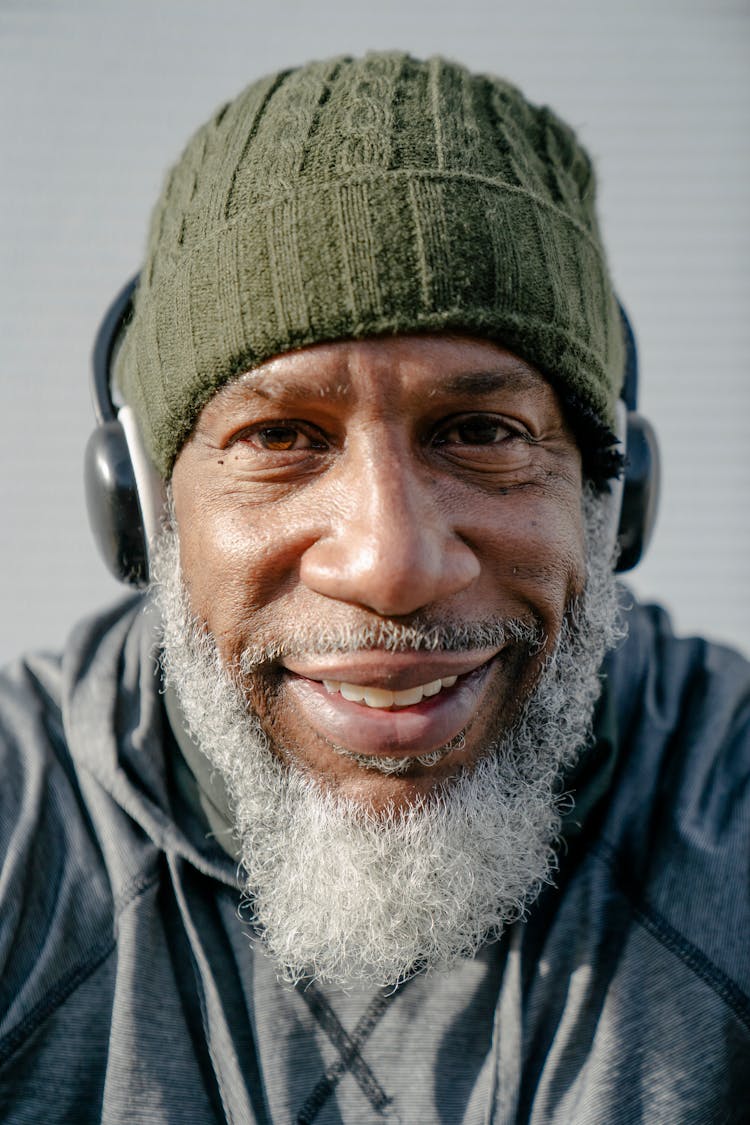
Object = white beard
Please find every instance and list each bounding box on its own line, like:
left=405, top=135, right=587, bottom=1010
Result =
left=153, top=486, right=623, bottom=988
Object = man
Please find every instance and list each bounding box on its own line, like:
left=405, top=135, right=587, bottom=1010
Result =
left=0, top=52, right=747, bottom=1123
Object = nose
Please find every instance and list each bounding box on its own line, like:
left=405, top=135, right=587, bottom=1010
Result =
left=299, top=451, right=480, bottom=616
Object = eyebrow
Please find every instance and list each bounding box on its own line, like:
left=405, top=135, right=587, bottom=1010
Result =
left=247, top=378, right=353, bottom=402
left=227, top=371, right=353, bottom=403
left=425, top=366, right=543, bottom=398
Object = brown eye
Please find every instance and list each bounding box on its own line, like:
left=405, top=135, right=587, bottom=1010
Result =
left=258, top=426, right=306, bottom=451
left=455, top=418, right=507, bottom=444
left=236, top=422, right=329, bottom=453
left=435, top=415, right=516, bottom=446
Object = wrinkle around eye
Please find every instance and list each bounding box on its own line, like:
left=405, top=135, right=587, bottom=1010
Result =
left=431, top=434, right=542, bottom=481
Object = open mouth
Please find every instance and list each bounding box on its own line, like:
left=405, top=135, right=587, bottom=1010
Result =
left=321, top=674, right=458, bottom=709
left=281, top=652, right=499, bottom=759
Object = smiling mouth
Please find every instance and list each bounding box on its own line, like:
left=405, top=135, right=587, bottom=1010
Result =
left=321, top=674, right=459, bottom=710
left=278, top=651, right=501, bottom=761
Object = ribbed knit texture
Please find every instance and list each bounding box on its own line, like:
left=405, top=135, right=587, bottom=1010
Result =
left=116, top=52, right=624, bottom=478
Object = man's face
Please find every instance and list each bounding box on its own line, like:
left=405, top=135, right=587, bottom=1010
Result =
left=170, top=333, right=586, bottom=811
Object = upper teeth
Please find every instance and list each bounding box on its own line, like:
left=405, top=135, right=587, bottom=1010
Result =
left=322, top=675, right=458, bottom=709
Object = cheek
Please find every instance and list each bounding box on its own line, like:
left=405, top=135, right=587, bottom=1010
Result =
left=173, top=484, right=317, bottom=657
left=468, top=492, right=587, bottom=621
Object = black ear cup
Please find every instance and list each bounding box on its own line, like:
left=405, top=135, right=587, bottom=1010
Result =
left=86, top=275, right=150, bottom=586
left=614, top=303, right=660, bottom=573
left=84, top=420, right=149, bottom=586
left=616, top=412, right=660, bottom=573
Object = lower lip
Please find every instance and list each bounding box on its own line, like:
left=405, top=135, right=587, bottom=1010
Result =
left=283, top=663, right=494, bottom=758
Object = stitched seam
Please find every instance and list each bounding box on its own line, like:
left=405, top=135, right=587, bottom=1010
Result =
left=296, top=985, right=393, bottom=1122
left=114, top=866, right=161, bottom=914
left=299, top=986, right=385, bottom=1099
left=0, top=937, right=115, bottom=1066
left=0, top=869, right=162, bottom=1066
left=594, top=839, right=750, bottom=1031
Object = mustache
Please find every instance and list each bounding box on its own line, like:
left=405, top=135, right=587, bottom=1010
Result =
left=237, top=615, right=546, bottom=672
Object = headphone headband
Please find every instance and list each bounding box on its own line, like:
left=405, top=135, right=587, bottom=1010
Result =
left=91, top=275, right=139, bottom=425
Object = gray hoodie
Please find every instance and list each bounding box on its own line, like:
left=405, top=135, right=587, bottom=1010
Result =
left=0, top=594, right=748, bottom=1123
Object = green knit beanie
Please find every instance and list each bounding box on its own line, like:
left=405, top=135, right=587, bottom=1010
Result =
left=116, top=52, right=624, bottom=479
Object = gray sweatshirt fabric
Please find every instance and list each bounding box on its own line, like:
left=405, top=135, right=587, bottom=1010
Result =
left=0, top=593, right=748, bottom=1123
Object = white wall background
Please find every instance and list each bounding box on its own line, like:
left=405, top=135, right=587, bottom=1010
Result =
left=1, top=0, right=748, bottom=664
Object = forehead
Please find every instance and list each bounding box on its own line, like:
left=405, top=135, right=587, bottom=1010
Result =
left=201, top=332, right=560, bottom=418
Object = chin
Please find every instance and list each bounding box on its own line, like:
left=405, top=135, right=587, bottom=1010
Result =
left=273, top=734, right=494, bottom=816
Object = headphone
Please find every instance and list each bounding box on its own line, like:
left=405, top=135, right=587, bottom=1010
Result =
left=85, top=276, right=660, bottom=585
left=85, top=275, right=164, bottom=587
